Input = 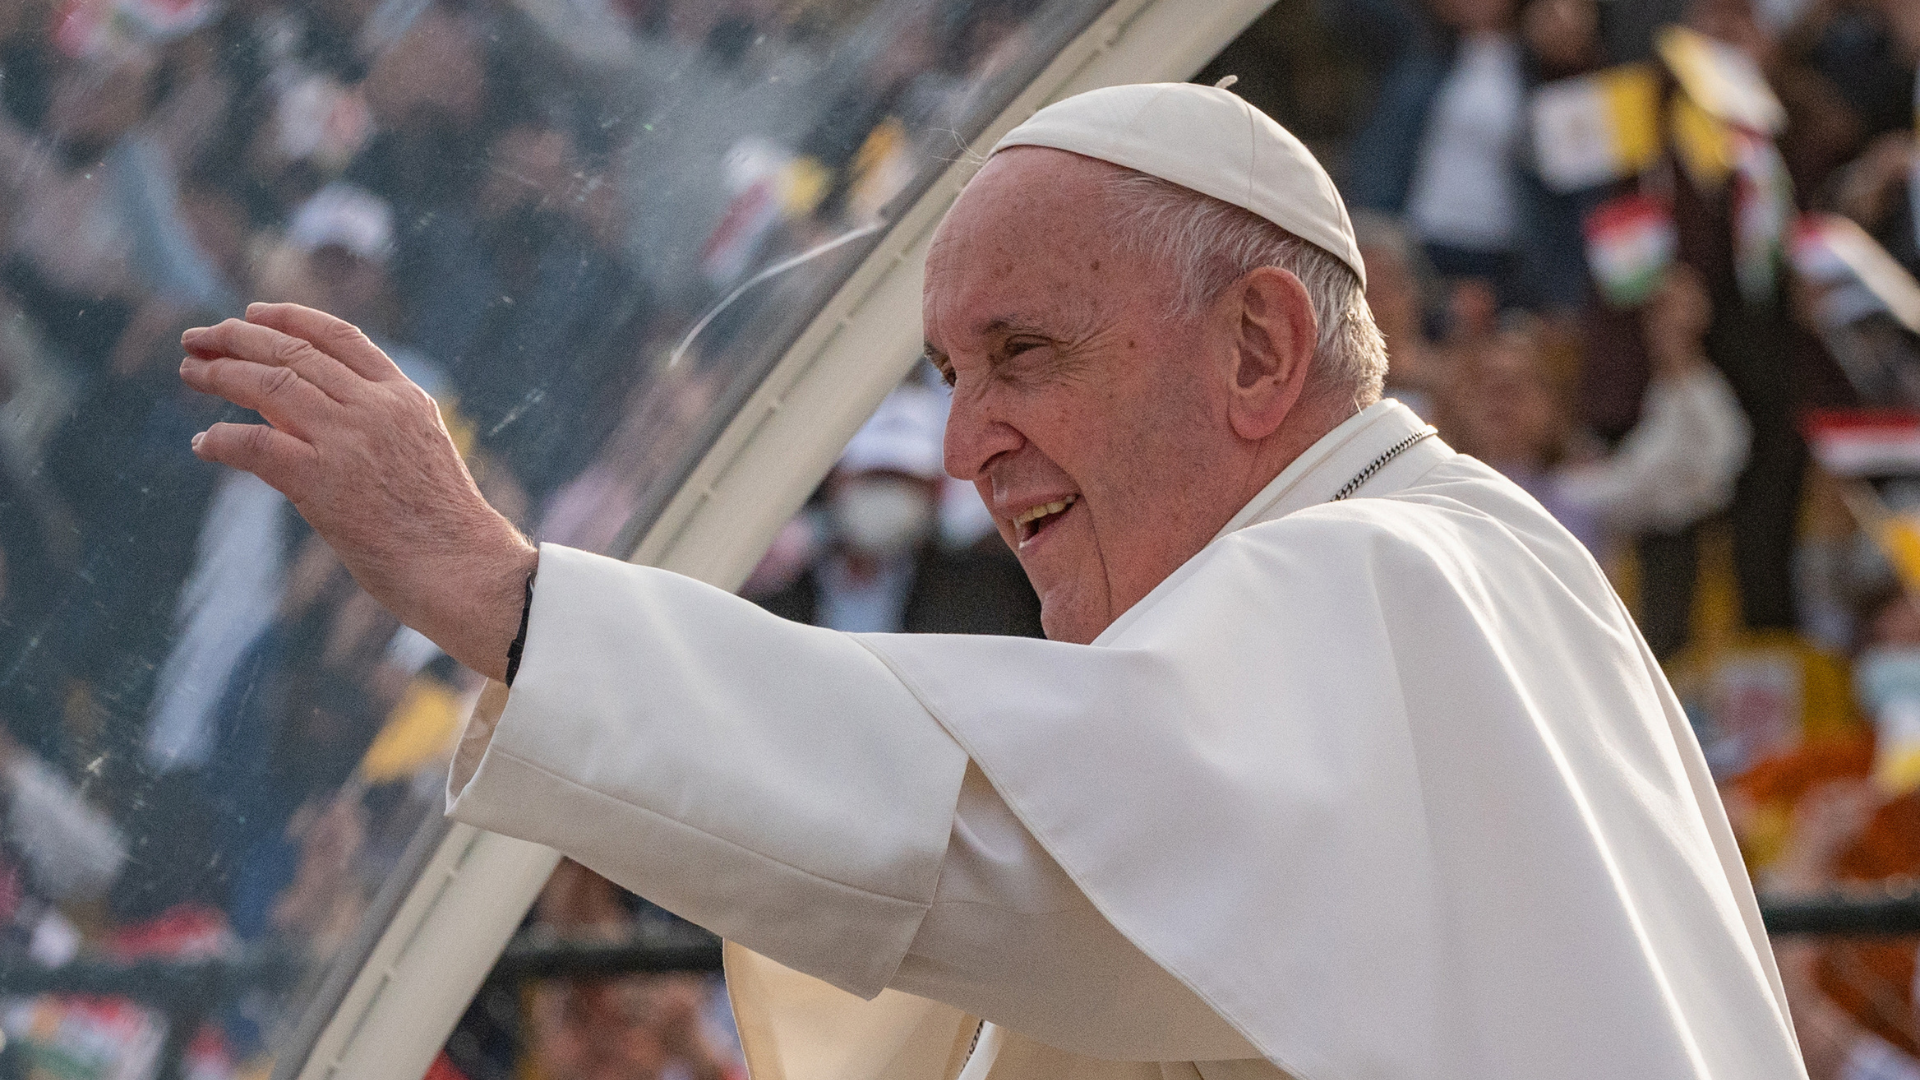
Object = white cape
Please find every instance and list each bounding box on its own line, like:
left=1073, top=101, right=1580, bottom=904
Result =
left=449, top=401, right=1805, bottom=1080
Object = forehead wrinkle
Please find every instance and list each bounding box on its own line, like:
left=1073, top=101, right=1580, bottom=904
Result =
left=980, top=315, right=1050, bottom=338
left=929, top=177, right=1129, bottom=354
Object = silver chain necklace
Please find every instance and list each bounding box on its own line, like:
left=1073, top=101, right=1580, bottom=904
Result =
left=1331, top=426, right=1438, bottom=502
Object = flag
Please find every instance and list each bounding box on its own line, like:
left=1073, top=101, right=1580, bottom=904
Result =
left=1671, top=94, right=1735, bottom=190
left=1583, top=192, right=1676, bottom=307
left=1802, top=409, right=1920, bottom=477
left=1530, top=64, right=1661, bottom=193
left=1732, top=131, right=1793, bottom=304
left=1656, top=25, right=1785, bottom=135
left=1792, top=213, right=1920, bottom=336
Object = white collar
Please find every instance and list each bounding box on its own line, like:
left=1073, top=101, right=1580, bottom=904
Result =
left=1211, top=398, right=1442, bottom=542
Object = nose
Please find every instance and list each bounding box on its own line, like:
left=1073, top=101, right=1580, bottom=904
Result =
left=943, top=381, right=1023, bottom=483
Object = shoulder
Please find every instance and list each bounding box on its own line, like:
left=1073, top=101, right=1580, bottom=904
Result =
left=1206, top=460, right=1609, bottom=610
left=1241, top=458, right=1569, bottom=564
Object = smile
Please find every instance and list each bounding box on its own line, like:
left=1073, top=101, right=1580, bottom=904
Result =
left=1013, top=495, right=1078, bottom=545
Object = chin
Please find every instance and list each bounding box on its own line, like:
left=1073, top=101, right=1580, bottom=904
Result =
left=1037, top=592, right=1103, bottom=645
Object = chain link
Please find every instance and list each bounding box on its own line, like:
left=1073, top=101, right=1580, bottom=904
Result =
left=1331, top=426, right=1438, bottom=502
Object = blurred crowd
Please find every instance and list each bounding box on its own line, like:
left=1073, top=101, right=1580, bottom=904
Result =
left=0, top=0, right=1058, bottom=1076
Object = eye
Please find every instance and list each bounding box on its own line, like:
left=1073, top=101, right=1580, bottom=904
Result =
left=988, top=336, right=1064, bottom=387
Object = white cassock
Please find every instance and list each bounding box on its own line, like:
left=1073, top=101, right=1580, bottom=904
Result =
left=447, top=399, right=1808, bottom=1080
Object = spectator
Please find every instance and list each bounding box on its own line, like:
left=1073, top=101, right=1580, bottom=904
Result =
left=0, top=726, right=126, bottom=917
left=1335, top=0, right=1600, bottom=310
left=1771, top=0, right=1914, bottom=206
left=1817, top=0, right=1920, bottom=284
left=1440, top=268, right=1748, bottom=580
left=1557, top=268, right=1748, bottom=539
left=1404, top=0, right=1529, bottom=288
left=749, top=384, right=1043, bottom=638
left=1565, top=0, right=1842, bottom=657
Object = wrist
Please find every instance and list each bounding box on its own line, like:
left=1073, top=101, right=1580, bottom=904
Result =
left=423, top=532, right=538, bottom=683
left=487, top=542, right=541, bottom=684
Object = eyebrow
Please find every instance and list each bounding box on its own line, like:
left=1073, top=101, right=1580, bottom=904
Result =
left=981, top=316, right=1049, bottom=338
left=923, top=316, right=1054, bottom=365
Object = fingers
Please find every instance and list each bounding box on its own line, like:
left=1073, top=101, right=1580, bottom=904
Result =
left=183, top=318, right=363, bottom=402
left=244, top=302, right=406, bottom=383
left=179, top=355, right=333, bottom=437
left=191, top=421, right=319, bottom=498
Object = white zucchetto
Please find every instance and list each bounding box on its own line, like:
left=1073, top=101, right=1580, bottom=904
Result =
left=991, top=82, right=1366, bottom=288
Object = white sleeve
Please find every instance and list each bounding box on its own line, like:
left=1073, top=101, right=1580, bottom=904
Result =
left=1553, top=365, right=1750, bottom=533
left=448, top=543, right=969, bottom=998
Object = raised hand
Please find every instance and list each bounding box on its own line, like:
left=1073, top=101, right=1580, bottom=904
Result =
left=180, top=302, right=538, bottom=682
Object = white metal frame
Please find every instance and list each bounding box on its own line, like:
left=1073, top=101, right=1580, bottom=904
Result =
left=287, top=2, right=1274, bottom=1075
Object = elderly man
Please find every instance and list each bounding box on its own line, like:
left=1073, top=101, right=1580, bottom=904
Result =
left=177, top=85, right=1806, bottom=1080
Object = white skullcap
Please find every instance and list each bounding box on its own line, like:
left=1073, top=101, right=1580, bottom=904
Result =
left=840, top=386, right=948, bottom=480
left=991, top=82, right=1365, bottom=288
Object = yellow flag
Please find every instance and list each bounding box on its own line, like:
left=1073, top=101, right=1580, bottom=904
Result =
left=1530, top=64, right=1660, bottom=193
left=1671, top=95, right=1735, bottom=190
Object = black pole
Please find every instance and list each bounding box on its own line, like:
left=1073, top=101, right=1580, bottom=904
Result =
left=1761, top=892, right=1920, bottom=936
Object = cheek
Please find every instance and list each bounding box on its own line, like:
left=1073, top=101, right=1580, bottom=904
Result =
left=991, top=387, right=1106, bottom=487
left=1096, top=361, right=1212, bottom=487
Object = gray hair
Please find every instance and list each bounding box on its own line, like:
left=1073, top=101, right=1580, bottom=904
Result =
left=1102, top=170, right=1387, bottom=409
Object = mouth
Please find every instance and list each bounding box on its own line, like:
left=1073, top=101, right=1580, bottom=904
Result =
left=1011, top=494, right=1078, bottom=547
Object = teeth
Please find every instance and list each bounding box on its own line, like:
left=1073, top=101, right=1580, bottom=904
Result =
left=1013, top=494, right=1077, bottom=527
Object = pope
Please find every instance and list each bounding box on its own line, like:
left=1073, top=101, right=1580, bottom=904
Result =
left=177, top=84, right=1808, bottom=1080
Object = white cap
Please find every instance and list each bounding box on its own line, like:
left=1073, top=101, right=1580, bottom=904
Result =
left=839, top=386, right=948, bottom=480
left=288, top=182, right=394, bottom=262
left=991, top=82, right=1365, bottom=288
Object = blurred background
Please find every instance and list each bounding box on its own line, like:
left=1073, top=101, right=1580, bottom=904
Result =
left=0, top=0, right=1916, bottom=1077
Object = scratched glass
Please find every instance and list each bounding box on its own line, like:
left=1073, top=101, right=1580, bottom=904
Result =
left=0, top=1, right=1102, bottom=1076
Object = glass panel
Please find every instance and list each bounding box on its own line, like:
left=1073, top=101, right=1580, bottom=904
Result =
left=0, top=0, right=1106, bottom=1075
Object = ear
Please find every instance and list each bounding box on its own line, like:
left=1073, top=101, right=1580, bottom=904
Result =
left=1223, top=266, right=1317, bottom=442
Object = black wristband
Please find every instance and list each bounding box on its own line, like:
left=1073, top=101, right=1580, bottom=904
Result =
left=504, top=570, right=535, bottom=686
